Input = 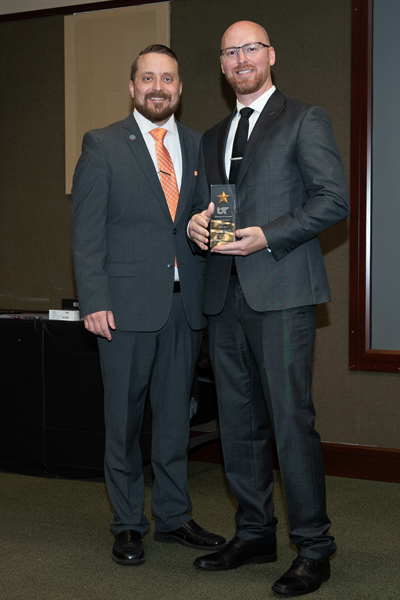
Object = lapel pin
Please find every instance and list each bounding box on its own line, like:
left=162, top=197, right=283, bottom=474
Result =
left=129, top=134, right=136, bottom=140
left=194, top=171, right=198, bottom=176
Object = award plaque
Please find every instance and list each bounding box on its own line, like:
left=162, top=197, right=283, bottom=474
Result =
left=210, top=184, right=236, bottom=248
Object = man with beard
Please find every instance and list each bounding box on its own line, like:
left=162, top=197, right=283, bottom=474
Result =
left=189, top=21, right=349, bottom=595
left=72, top=45, right=226, bottom=565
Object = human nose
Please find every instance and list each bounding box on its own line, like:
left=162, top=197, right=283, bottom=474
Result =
left=236, top=48, right=247, bottom=62
left=152, top=77, right=164, bottom=89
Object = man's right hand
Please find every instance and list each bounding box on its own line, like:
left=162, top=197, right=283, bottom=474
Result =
left=189, top=202, right=214, bottom=251
left=84, top=310, right=116, bottom=341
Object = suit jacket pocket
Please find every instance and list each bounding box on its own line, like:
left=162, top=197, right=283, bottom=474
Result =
left=105, top=261, right=138, bottom=277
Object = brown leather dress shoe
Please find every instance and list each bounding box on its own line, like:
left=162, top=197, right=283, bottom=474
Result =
left=154, top=519, right=226, bottom=550
left=111, top=530, right=145, bottom=565
left=272, top=556, right=330, bottom=595
left=194, top=536, right=277, bottom=571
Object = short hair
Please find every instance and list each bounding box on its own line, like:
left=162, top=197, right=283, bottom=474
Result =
left=130, top=44, right=182, bottom=83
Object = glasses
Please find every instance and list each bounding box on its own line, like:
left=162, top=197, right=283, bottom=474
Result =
left=220, top=42, right=270, bottom=59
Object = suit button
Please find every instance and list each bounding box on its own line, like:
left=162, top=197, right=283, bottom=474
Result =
left=173, top=228, right=177, bottom=234
left=167, top=263, right=173, bottom=268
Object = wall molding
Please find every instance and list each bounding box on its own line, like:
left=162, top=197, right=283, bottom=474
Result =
left=189, top=433, right=400, bottom=483
left=0, top=0, right=163, bottom=22
left=349, top=0, right=400, bottom=371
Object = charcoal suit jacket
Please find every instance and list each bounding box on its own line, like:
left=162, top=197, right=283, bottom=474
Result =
left=72, top=112, right=206, bottom=332
left=192, top=89, right=350, bottom=315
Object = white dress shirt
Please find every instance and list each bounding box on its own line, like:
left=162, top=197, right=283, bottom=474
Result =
left=134, top=108, right=182, bottom=189
left=224, top=86, right=276, bottom=179
left=134, top=109, right=182, bottom=280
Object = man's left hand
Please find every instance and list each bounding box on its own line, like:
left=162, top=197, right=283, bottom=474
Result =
left=211, top=226, right=268, bottom=256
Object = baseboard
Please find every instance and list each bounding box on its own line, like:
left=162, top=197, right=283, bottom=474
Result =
left=188, top=432, right=400, bottom=483
left=321, top=442, right=400, bottom=483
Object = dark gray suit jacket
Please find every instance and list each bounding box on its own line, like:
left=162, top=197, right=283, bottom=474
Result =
left=72, top=113, right=206, bottom=332
left=192, top=89, right=350, bottom=315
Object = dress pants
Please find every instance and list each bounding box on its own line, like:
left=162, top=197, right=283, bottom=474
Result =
left=208, top=276, right=336, bottom=561
left=98, top=292, right=203, bottom=535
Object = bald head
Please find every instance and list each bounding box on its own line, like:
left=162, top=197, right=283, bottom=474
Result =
left=221, top=21, right=270, bottom=51
left=220, top=20, right=275, bottom=105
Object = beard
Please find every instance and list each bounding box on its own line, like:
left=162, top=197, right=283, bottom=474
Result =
left=135, top=91, right=180, bottom=124
left=224, top=62, right=270, bottom=95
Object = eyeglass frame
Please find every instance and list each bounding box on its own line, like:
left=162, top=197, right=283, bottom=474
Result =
left=220, top=42, right=270, bottom=59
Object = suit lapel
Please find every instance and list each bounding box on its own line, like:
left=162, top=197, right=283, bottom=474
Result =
left=236, top=89, right=286, bottom=188
left=174, top=123, right=191, bottom=225
left=217, top=112, right=235, bottom=183
left=122, top=113, right=171, bottom=220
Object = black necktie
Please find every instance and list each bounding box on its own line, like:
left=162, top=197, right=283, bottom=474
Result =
left=229, top=107, right=254, bottom=184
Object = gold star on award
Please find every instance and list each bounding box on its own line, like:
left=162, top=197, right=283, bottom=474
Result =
left=217, top=191, right=230, bottom=203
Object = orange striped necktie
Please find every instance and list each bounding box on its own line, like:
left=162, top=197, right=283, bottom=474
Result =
left=149, top=128, right=179, bottom=221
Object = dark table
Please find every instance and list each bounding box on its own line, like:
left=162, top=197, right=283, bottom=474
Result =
left=0, top=316, right=218, bottom=478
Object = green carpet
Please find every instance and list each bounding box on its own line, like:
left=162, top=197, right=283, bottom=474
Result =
left=1, top=463, right=399, bottom=600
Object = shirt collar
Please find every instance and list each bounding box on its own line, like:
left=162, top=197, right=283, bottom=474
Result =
left=236, top=85, right=276, bottom=116
left=134, top=108, right=178, bottom=137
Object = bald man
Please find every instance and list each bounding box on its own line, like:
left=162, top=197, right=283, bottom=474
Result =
left=189, top=21, right=349, bottom=595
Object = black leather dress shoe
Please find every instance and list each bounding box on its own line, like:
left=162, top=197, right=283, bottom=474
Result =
left=194, top=536, right=277, bottom=571
left=271, top=556, right=330, bottom=595
left=154, top=519, right=227, bottom=550
left=111, top=530, right=145, bottom=565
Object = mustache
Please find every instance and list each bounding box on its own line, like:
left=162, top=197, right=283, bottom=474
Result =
left=145, top=91, right=171, bottom=101
left=233, top=63, right=256, bottom=72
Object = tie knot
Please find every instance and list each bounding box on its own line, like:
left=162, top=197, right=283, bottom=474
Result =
left=149, top=127, right=167, bottom=142
left=240, top=107, right=254, bottom=120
